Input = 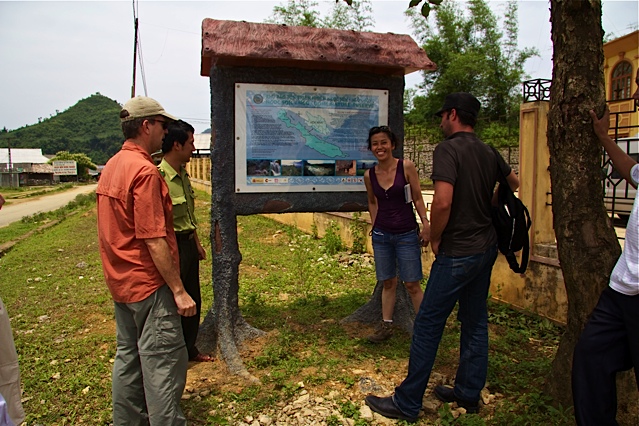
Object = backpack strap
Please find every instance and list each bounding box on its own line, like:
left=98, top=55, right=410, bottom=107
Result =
left=489, top=146, right=508, bottom=186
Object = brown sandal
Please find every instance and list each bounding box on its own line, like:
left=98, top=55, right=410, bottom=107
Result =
left=191, top=353, right=214, bottom=362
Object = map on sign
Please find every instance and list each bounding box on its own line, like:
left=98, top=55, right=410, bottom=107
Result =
left=235, top=84, right=387, bottom=193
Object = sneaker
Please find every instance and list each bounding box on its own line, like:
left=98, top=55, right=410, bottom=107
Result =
left=367, top=321, right=393, bottom=343
left=434, top=385, right=480, bottom=414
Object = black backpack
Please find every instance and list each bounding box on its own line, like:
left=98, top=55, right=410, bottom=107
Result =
left=490, top=147, right=532, bottom=274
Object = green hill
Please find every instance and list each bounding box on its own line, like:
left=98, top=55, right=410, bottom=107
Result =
left=0, top=93, right=124, bottom=165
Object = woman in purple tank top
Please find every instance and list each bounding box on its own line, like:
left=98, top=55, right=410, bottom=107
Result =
left=363, top=126, right=430, bottom=343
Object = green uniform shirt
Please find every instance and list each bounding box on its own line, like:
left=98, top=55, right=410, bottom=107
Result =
left=158, top=158, right=197, bottom=233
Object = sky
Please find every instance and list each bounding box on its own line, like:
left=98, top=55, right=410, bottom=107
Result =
left=0, top=1, right=637, bottom=134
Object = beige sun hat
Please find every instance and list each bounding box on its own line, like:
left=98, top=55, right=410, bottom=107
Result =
left=120, top=96, right=177, bottom=122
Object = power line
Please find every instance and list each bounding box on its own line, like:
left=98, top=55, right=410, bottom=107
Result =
left=137, top=28, right=148, bottom=96
left=179, top=117, right=209, bottom=124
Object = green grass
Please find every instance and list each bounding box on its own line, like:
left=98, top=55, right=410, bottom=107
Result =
left=0, top=218, right=53, bottom=245
left=1, top=183, right=76, bottom=201
left=0, top=188, right=571, bottom=425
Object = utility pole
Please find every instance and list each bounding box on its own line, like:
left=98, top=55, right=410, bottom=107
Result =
left=131, top=16, right=138, bottom=98
left=5, top=136, right=18, bottom=188
left=7, top=136, right=12, bottom=172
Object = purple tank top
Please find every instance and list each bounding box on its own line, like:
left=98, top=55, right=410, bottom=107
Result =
left=370, top=159, right=418, bottom=234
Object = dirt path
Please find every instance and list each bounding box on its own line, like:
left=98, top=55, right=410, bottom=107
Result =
left=0, top=184, right=97, bottom=228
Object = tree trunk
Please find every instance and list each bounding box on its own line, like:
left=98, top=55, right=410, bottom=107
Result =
left=341, top=280, right=417, bottom=336
left=195, top=125, right=265, bottom=383
left=547, top=1, right=637, bottom=421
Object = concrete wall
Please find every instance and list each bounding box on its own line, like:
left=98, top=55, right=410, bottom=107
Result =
left=259, top=209, right=569, bottom=325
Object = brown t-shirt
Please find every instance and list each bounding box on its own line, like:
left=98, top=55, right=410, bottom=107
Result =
left=96, top=141, right=179, bottom=303
left=431, top=132, right=511, bottom=256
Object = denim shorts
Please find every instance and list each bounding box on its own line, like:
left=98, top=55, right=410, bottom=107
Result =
left=371, top=227, right=423, bottom=282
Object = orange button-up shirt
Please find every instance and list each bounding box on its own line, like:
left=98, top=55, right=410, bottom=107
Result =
left=96, top=141, right=179, bottom=303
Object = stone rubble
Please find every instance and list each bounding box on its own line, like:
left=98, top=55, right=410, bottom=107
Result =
left=222, top=374, right=498, bottom=425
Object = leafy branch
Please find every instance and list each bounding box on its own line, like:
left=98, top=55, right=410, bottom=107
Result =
left=339, top=0, right=442, bottom=17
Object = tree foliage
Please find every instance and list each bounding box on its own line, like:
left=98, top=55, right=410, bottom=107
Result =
left=267, top=0, right=374, bottom=31
left=340, top=0, right=441, bottom=18
left=0, top=94, right=123, bottom=165
left=404, top=0, right=537, bottom=146
left=268, top=0, right=321, bottom=27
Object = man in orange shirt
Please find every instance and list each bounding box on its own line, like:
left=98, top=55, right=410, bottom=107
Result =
left=96, top=96, right=196, bottom=426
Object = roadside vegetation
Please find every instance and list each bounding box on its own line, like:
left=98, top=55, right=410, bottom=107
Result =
left=0, top=189, right=95, bottom=245
left=1, top=183, right=76, bottom=201
left=0, top=189, right=571, bottom=425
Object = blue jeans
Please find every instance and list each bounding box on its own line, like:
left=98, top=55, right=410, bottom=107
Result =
left=393, top=246, right=498, bottom=417
left=372, top=227, right=423, bottom=283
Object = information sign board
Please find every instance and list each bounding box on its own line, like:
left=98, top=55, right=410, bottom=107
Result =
left=53, top=160, right=77, bottom=176
left=235, top=84, right=387, bottom=193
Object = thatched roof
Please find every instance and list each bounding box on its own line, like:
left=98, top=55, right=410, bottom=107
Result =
left=201, top=19, right=436, bottom=77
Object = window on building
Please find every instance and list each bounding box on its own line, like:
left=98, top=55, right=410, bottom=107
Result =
left=610, top=61, right=633, bottom=100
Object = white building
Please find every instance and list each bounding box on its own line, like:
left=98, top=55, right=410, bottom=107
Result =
left=0, top=148, right=54, bottom=186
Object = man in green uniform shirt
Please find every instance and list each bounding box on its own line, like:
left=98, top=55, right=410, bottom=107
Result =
left=159, top=120, right=212, bottom=362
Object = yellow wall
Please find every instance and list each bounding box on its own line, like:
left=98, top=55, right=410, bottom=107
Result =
left=519, top=102, right=555, bottom=246
left=261, top=208, right=568, bottom=324
left=604, top=30, right=639, bottom=136
left=489, top=101, right=567, bottom=324
left=185, top=157, right=210, bottom=184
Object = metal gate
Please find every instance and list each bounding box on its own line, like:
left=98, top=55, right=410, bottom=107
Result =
left=602, top=99, right=638, bottom=224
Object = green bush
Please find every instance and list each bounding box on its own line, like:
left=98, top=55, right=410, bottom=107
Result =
left=322, top=221, right=344, bottom=255
left=349, top=212, right=367, bottom=254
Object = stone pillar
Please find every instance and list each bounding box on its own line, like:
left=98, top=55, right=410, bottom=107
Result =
left=489, top=100, right=567, bottom=324
left=519, top=101, right=557, bottom=262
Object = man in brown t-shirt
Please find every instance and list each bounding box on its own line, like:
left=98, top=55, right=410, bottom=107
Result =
left=97, top=96, right=196, bottom=426
left=366, top=93, right=519, bottom=422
